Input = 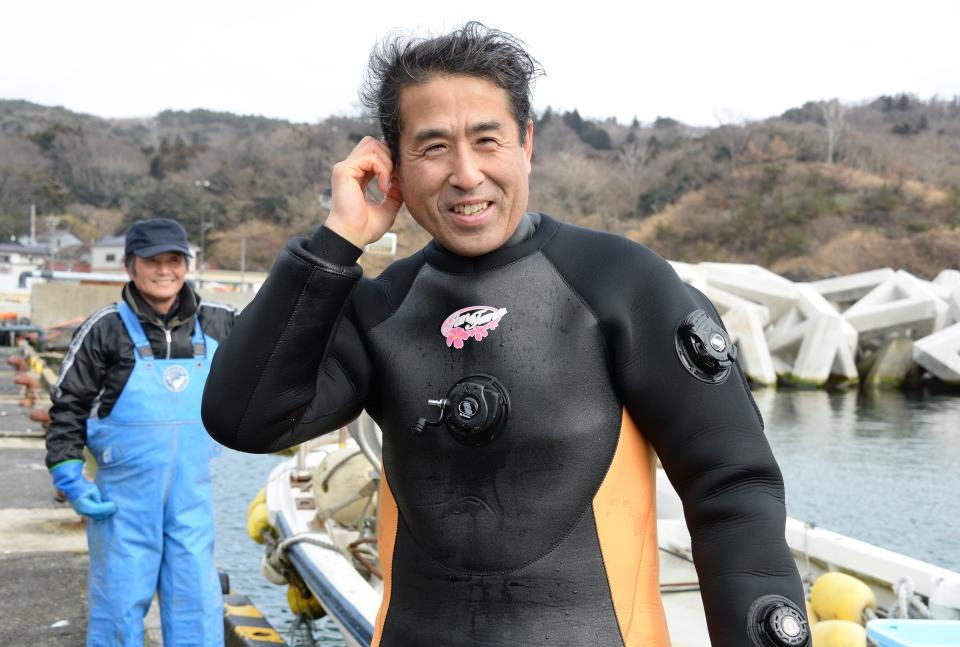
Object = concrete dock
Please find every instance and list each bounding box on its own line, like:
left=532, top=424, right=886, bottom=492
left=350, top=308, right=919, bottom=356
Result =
left=0, top=346, right=167, bottom=646
left=0, top=347, right=89, bottom=647
left=0, top=343, right=280, bottom=647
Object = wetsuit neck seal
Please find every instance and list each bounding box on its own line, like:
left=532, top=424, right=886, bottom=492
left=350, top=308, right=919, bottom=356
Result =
left=423, top=213, right=558, bottom=274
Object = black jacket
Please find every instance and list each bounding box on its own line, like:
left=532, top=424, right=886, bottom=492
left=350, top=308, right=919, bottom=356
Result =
left=203, top=214, right=807, bottom=647
left=45, top=282, right=237, bottom=468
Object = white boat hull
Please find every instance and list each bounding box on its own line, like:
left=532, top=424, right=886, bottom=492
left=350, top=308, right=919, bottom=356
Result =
left=264, top=436, right=960, bottom=646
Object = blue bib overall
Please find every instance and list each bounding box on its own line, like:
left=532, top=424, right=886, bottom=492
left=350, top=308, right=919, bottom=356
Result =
left=85, top=301, right=223, bottom=646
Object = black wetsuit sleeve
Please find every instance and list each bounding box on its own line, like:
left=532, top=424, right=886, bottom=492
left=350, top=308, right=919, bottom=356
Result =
left=201, top=228, right=372, bottom=453
left=45, top=316, right=112, bottom=468
left=543, top=226, right=806, bottom=647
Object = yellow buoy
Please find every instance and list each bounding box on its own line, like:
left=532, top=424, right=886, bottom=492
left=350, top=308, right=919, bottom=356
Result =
left=246, top=501, right=272, bottom=544
left=247, top=488, right=266, bottom=519
left=806, top=599, right=819, bottom=625
left=811, top=619, right=866, bottom=647
left=811, top=572, right=876, bottom=624
left=287, top=584, right=325, bottom=619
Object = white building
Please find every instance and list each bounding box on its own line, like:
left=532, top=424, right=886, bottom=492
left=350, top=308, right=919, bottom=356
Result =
left=17, top=229, right=83, bottom=254
left=0, top=242, right=50, bottom=294
left=90, top=235, right=126, bottom=272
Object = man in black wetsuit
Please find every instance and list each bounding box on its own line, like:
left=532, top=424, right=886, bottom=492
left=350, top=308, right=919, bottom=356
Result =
left=203, top=23, right=811, bottom=647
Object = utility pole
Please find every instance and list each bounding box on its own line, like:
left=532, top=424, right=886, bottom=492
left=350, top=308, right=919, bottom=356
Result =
left=240, top=237, right=247, bottom=291
left=199, top=218, right=214, bottom=289
left=199, top=219, right=204, bottom=289
left=45, top=215, right=57, bottom=264
left=30, top=204, right=36, bottom=246
left=194, top=180, right=212, bottom=289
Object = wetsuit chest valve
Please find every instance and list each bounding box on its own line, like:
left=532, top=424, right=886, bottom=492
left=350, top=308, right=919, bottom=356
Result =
left=412, top=374, right=511, bottom=447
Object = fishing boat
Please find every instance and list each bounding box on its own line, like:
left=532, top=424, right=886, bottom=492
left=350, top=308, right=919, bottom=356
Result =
left=248, top=413, right=960, bottom=647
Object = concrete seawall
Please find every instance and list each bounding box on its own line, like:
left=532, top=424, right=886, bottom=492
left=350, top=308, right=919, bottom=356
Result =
left=29, top=283, right=256, bottom=330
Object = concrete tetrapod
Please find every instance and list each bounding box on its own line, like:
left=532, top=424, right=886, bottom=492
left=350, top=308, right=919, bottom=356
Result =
left=699, top=262, right=799, bottom=321
left=948, top=287, right=960, bottom=326
left=669, top=261, right=777, bottom=386
left=913, top=322, right=960, bottom=385
left=811, top=268, right=894, bottom=307
left=765, top=284, right=858, bottom=387
left=842, top=270, right=950, bottom=344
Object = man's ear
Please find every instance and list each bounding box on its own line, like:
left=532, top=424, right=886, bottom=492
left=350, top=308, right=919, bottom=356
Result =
left=523, top=119, right=534, bottom=172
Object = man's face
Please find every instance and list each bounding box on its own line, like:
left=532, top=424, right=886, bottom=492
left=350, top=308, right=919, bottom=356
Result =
left=395, top=74, right=533, bottom=257
left=127, top=252, right=187, bottom=303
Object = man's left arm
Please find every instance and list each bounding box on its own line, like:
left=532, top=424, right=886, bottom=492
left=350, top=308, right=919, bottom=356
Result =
left=614, top=252, right=808, bottom=647
left=543, top=228, right=808, bottom=647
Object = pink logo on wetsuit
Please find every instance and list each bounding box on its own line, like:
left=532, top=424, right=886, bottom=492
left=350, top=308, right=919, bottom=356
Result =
left=441, top=306, right=508, bottom=349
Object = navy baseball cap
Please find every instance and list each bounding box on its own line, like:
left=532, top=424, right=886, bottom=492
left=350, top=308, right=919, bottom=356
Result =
left=124, top=219, right=193, bottom=258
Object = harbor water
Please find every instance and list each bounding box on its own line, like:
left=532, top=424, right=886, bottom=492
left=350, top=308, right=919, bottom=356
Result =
left=760, top=388, right=960, bottom=573
left=211, top=389, right=960, bottom=646
left=211, top=450, right=347, bottom=646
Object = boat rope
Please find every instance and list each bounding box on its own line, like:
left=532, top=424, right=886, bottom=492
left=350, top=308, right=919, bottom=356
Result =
left=894, top=577, right=911, bottom=618
left=318, top=479, right=378, bottom=521
left=658, top=546, right=694, bottom=563
left=320, top=449, right=364, bottom=492
left=278, top=533, right=340, bottom=555
left=863, top=577, right=935, bottom=622
left=348, top=537, right=382, bottom=579
left=288, top=613, right=318, bottom=647
left=892, top=577, right=933, bottom=619
left=259, top=531, right=342, bottom=587
left=802, top=522, right=814, bottom=588
left=660, top=581, right=700, bottom=594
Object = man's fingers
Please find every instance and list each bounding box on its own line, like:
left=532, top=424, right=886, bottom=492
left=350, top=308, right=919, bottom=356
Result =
left=354, top=136, right=393, bottom=162
left=346, top=137, right=394, bottom=171
left=335, top=153, right=392, bottom=186
left=326, top=136, right=399, bottom=247
left=380, top=179, right=404, bottom=216
left=334, top=136, right=394, bottom=199
left=376, top=167, right=392, bottom=194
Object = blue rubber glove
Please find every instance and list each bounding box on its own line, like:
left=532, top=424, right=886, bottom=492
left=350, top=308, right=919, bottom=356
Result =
left=50, top=460, right=118, bottom=520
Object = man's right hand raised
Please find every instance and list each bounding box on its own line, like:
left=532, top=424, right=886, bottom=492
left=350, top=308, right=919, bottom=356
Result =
left=324, top=136, right=404, bottom=249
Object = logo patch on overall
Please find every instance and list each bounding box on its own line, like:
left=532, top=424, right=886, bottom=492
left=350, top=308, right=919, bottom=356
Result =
left=162, top=365, right=190, bottom=392
left=441, top=306, right=507, bottom=349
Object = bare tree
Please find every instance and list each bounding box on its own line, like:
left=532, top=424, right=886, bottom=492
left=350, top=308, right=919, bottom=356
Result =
left=820, top=99, right=845, bottom=164
left=617, top=137, right=651, bottom=176
left=713, top=109, right=752, bottom=174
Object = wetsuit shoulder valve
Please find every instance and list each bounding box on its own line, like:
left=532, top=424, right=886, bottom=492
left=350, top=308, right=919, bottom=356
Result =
left=412, top=375, right=511, bottom=447
left=747, top=595, right=810, bottom=647
left=675, top=308, right=738, bottom=384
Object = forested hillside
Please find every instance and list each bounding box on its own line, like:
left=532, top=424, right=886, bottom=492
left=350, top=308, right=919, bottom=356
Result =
left=1, top=94, right=958, bottom=278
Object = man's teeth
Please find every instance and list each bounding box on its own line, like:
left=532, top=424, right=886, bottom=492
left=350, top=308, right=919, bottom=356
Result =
left=453, top=202, right=489, bottom=215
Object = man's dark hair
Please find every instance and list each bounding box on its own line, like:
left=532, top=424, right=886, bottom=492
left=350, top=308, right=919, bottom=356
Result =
left=360, top=22, right=544, bottom=163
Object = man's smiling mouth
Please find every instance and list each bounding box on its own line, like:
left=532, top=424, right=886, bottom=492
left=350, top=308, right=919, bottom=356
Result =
left=452, top=201, right=490, bottom=215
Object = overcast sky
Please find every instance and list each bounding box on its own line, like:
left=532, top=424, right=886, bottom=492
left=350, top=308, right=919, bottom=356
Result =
left=2, top=0, right=957, bottom=127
